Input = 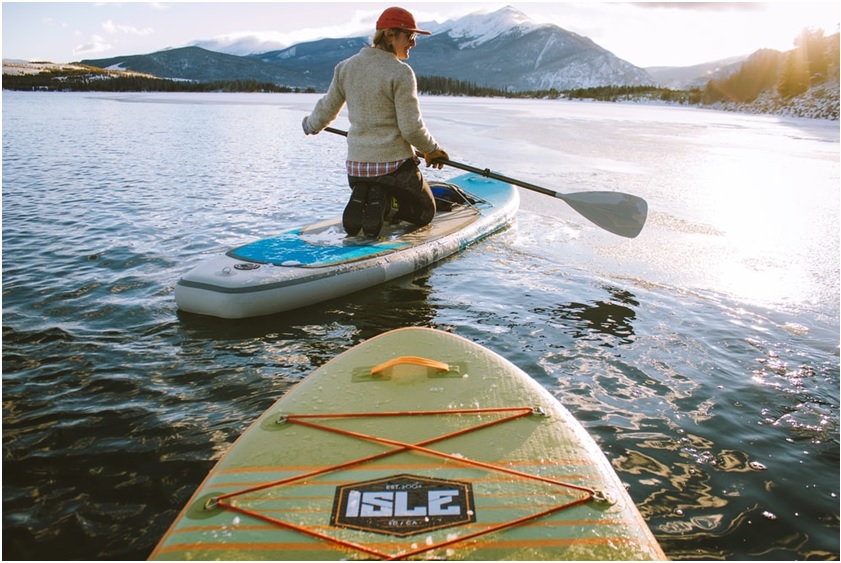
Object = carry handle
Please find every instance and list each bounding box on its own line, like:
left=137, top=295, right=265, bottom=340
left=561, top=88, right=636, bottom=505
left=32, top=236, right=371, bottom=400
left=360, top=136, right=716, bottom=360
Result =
left=371, top=356, right=450, bottom=376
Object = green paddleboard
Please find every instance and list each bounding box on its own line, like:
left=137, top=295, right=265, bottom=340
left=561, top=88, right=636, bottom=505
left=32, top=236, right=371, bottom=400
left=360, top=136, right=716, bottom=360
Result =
left=149, top=327, right=665, bottom=560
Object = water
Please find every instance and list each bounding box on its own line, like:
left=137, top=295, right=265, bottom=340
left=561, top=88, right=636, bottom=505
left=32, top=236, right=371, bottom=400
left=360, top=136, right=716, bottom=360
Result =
left=3, top=91, right=838, bottom=560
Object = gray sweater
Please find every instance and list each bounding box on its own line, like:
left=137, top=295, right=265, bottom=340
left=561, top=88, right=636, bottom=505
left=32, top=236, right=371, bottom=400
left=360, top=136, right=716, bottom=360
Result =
left=307, top=47, right=438, bottom=163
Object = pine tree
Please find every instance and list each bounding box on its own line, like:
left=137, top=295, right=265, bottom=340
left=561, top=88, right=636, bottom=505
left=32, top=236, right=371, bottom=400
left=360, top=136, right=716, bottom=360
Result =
left=795, top=28, right=829, bottom=82
left=778, top=49, right=810, bottom=99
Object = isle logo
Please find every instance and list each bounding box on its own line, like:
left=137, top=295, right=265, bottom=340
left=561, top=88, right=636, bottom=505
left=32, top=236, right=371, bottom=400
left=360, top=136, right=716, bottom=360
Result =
left=331, top=474, right=475, bottom=536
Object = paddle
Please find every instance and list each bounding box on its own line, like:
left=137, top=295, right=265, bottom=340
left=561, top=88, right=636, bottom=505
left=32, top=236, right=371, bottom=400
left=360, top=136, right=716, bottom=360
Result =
left=323, top=126, right=648, bottom=238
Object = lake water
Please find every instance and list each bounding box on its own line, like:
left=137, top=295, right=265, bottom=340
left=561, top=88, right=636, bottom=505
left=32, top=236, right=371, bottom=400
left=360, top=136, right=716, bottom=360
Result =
left=2, top=91, right=838, bottom=560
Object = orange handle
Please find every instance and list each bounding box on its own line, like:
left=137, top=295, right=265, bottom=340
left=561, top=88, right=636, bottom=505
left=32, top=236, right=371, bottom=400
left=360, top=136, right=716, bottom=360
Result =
left=371, top=356, right=450, bottom=375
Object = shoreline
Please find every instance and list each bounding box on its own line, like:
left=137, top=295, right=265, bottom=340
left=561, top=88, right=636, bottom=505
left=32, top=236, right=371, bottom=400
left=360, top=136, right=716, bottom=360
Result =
left=4, top=60, right=838, bottom=121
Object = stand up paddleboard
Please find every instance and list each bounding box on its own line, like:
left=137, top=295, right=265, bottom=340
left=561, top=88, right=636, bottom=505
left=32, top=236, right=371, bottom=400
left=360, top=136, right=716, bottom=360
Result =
left=149, top=327, right=666, bottom=561
left=175, top=174, right=518, bottom=319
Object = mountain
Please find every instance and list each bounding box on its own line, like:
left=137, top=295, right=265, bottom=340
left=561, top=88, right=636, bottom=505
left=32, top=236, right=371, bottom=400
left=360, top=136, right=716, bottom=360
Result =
left=646, top=56, right=749, bottom=90
left=82, top=6, right=655, bottom=92
left=424, top=6, right=654, bottom=90
left=255, top=6, right=655, bottom=91
left=81, top=46, right=305, bottom=85
left=253, top=37, right=370, bottom=90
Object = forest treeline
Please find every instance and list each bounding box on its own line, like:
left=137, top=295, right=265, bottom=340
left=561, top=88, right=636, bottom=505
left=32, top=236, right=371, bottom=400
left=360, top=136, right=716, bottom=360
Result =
left=0, top=67, right=707, bottom=106
left=1, top=67, right=310, bottom=93
left=417, top=76, right=705, bottom=105
left=0, top=64, right=705, bottom=104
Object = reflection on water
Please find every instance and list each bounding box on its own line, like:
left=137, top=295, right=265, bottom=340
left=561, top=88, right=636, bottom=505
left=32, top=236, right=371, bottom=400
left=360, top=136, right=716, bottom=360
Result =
left=539, top=286, right=639, bottom=344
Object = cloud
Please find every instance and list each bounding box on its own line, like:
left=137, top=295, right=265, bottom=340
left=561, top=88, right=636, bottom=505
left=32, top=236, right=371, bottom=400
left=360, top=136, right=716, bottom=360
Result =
left=191, top=31, right=291, bottom=55
left=102, top=20, right=154, bottom=36
left=630, top=2, right=762, bottom=12
left=186, top=9, right=381, bottom=56
left=73, top=34, right=113, bottom=56
left=69, top=20, right=153, bottom=58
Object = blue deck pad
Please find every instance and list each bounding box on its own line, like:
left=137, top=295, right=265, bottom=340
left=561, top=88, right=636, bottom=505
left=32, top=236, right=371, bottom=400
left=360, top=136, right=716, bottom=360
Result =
left=228, top=230, right=408, bottom=268
left=226, top=176, right=508, bottom=268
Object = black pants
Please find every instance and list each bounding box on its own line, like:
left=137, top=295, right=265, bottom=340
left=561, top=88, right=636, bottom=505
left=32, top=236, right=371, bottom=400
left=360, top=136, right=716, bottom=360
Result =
left=347, top=159, right=436, bottom=228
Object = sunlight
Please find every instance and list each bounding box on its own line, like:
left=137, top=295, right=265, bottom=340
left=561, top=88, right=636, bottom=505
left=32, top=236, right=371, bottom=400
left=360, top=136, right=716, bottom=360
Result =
left=682, top=124, right=836, bottom=307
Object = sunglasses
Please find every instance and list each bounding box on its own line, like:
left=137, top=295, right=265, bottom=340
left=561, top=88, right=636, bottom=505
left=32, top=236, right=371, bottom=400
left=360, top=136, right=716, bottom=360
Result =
left=399, top=30, right=417, bottom=42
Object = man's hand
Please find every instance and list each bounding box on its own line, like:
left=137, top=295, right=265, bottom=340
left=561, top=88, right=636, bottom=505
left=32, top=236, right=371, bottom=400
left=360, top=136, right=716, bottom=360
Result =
left=302, top=116, right=318, bottom=135
left=423, top=148, right=449, bottom=169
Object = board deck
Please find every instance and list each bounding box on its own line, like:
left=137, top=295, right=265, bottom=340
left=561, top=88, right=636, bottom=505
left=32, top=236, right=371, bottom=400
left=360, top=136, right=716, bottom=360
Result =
left=149, top=328, right=666, bottom=561
left=227, top=200, right=480, bottom=268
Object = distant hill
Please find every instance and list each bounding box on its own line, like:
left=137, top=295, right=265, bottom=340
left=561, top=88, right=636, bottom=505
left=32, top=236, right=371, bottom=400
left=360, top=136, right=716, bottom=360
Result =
left=646, top=56, right=748, bottom=90
left=81, top=46, right=305, bottom=86
left=251, top=37, right=369, bottom=90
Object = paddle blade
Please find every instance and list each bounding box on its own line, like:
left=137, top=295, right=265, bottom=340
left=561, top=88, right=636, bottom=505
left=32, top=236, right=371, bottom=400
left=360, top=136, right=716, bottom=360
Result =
left=556, top=191, right=648, bottom=238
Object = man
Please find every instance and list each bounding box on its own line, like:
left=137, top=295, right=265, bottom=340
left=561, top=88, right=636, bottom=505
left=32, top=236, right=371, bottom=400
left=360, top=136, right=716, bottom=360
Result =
left=303, top=6, right=449, bottom=237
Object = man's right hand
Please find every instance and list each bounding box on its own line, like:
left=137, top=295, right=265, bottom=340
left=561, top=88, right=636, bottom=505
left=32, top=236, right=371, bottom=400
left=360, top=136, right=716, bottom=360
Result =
left=423, top=148, right=449, bottom=169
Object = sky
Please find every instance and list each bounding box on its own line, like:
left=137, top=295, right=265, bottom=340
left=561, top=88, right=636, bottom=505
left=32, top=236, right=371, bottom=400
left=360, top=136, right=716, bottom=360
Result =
left=2, top=1, right=839, bottom=68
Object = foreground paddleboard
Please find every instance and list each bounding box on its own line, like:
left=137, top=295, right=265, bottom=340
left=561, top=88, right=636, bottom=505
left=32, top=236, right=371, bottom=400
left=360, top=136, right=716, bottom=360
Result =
left=175, top=174, right=518, bottom=319
left=150, top=328, right=665, bottom=561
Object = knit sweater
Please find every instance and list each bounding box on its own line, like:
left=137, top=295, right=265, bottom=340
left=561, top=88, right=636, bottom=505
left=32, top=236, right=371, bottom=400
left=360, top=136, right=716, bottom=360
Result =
left=307, top=47, right=438, bottom=163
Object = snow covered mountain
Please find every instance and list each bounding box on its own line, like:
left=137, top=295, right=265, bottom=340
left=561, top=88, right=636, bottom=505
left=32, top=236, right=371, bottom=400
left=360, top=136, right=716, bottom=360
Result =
left=253, top=6, right=655, bottom=91
left=425, top=5, right=539, bottom=49
left=82, top=6, right=655, bottom=91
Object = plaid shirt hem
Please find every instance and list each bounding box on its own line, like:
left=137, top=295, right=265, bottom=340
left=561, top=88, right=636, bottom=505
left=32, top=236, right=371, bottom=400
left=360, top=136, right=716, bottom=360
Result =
left=346, top=159, right=408, bottom=177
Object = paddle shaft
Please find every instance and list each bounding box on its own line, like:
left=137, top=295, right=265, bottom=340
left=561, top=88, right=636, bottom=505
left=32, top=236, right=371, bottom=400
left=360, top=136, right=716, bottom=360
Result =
left=322, top=126, right=647, bottom=238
